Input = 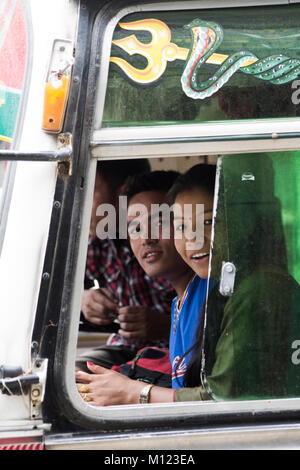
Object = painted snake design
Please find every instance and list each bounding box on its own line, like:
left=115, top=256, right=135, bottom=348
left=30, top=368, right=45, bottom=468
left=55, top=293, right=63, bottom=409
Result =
left=181, top=19, right=300, bottom=100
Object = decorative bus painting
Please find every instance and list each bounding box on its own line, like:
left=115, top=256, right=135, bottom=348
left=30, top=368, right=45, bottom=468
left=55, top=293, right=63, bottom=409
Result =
left=1, top=0, right=300, bottom=451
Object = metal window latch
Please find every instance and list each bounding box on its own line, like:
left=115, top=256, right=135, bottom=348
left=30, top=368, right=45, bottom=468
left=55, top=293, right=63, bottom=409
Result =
left=57, top=132, right=73, bottom=178
left=219, top=262, right=236, bottom=296
left=0, top=365, right=39, bottom=395
left=30, top=359, right=48, bottom=420
left=0, top=359, right=48, bottom=420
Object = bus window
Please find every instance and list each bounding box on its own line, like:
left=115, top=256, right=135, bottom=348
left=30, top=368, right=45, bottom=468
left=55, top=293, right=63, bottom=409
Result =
left=101, top=4, right=300, bottom=128
left=202, top=151, right=300, bottom=401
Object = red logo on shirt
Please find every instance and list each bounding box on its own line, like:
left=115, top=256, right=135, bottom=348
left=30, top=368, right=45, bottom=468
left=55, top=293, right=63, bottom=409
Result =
left=172, top=356, right=186, bottom=381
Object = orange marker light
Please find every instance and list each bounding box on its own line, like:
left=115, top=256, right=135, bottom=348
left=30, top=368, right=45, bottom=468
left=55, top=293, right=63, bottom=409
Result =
left=42, top=39, right=73, bottom=133
left=42, top=73, right=70, bottom=132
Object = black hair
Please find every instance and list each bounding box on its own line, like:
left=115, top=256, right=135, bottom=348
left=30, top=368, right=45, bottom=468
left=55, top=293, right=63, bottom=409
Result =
left=167, top=163, right=216, bottom=205
left=96, top=159, right=151, bottom=191
left=124, top=170, right=180, bottom=203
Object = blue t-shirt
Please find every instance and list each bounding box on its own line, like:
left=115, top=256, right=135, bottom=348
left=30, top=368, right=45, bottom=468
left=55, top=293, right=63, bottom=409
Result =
left=169, top=275, right=213, bottom=389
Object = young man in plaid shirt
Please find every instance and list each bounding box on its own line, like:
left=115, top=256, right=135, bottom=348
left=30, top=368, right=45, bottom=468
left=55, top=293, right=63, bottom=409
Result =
left=76, top=160, right=176, bottom=371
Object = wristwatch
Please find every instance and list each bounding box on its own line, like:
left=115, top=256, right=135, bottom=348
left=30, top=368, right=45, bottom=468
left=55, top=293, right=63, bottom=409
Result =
left=139, top=384, right=154, bottom=404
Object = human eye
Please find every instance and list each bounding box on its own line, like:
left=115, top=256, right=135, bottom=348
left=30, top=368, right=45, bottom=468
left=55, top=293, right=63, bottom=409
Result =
left=174, top=222, right=186, bottom=232
left=128, top=222, right=141, bottom=237
left=204, top=218, right=212, bottom=226
left=154, top=217, right=163, bottom=228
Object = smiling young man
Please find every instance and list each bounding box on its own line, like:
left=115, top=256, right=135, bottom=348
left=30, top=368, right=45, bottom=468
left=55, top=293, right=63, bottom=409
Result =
left=127, top=189, right=190, bottom=292
left=116, top=171, right=194, bottom=344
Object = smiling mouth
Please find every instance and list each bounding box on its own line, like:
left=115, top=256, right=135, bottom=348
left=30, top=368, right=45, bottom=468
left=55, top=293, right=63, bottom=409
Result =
left=143, top=251, right=162, bottom=260
left=190, top=252, right=209, bottom=261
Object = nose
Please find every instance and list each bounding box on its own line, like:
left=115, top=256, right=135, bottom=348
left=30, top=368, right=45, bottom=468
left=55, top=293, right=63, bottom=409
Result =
left=184, top=223, right=204, bottom=243
left=181, top=215, right=208, bottom=250
left=142, top=236, right=158, bottom=246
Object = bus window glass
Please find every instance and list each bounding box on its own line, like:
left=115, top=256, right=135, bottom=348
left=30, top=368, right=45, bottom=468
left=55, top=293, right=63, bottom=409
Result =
left=202, top=151, right=300, bottom=401
left=102, top=4, right=300, bottom=128
left=0, top=0, right=28, bottom=200
left=0, top=161, right=5, bottom=197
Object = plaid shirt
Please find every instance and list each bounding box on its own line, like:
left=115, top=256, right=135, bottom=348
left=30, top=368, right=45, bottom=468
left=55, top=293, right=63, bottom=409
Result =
left=84, top=237, right=175, bottom=350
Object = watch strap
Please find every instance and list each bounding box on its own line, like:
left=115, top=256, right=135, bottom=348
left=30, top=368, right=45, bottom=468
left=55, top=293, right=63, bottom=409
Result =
left=139, top=384, right=154, bottom=404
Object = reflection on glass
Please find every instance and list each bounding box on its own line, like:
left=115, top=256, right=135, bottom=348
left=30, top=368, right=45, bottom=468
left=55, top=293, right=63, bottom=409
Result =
left=202, top=152, right=300, bottom=401
left=0, top=1, right=28, bottom=206
left=103, top=5, right=300, bottom=127
left=0, top=0, right=27, bottom=145
left=0, top=160, right=6, bottom=196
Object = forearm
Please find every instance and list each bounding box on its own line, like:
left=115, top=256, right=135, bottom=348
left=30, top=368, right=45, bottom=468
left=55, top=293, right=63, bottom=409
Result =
left=148, top=385, right=174, bottom=403
left=137, top=384, right=210, bottom=404
left=127, top=382, right=175, bottom=404
left=76, top=364, right=175, bottom=406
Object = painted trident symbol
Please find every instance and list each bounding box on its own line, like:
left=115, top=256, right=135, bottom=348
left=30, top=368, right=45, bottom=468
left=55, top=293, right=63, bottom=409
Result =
left=109, top=18, right=242, bottom=85
left=110, top=19, right=188, bottom=85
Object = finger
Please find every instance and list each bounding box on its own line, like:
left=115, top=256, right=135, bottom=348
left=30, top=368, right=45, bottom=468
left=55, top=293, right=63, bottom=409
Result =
left=117, top=306, right=147, bottom=323
left=77, top=384, right=90, bottom=393
left=87, top=314, right=115, bottom=326
left=92, top=291, right=119, bottom=313
left=118, top=328, right=142, bottom=339
left=82, top=308, right=114, bottom=325
left=81, top=394, right=93, bottom=403
left=75, top=370, right=92, bottom=383
left=118, top=321, right=140, bottom=332
left=118, top=306, right=143, bottom=315
left=83, top=289, right=118, bottom=313
left=117, top=312, right=141, bottom=323
left=77, top=384, right=94, bottom=404
left=100, top=288, right=119, bottom=303
left=86, top=361, right=110, bottom=374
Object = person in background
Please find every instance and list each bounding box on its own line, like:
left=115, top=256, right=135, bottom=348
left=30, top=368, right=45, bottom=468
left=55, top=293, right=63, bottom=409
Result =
left=76, top=160, right=176, bottom=372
